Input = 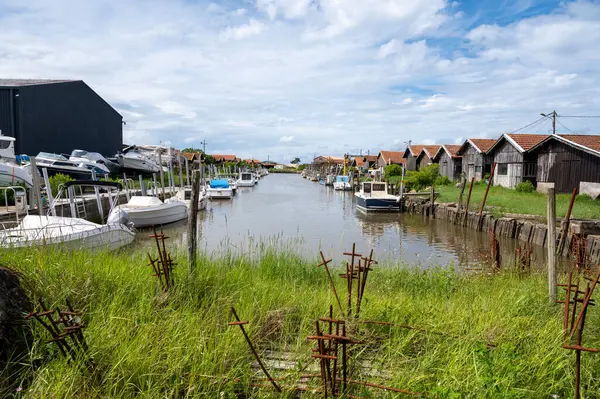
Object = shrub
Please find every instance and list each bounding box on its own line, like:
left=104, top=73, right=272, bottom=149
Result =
left=515, top=181, right=535, bottom=193
left=404, top=164, right=440, bottom=192
left=384, top=164, right=403, bottom=180
left=435, top=176, right=452, bottom=186
left=48, top=174, right=74, bottom=196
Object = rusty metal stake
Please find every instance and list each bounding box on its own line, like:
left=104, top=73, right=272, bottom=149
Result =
left=229, top=307, right=281, bottom=392
left=319, top=252, right=344, bottom=315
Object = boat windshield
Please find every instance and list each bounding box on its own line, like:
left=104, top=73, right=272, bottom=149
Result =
left=372, top=183, right=387, bottom=192
left=38, top=152, right=68, bottom=161
left=336, top=176, right=349, bottom=183
left=71, top=150, right=88, bottom=158
left=241, top=173, right=252, bottom=180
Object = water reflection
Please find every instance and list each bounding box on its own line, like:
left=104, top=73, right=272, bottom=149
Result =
left=137, top=174, right=558, bottom=269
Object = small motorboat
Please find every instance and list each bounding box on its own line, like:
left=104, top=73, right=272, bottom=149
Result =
left=0, top=181, right=136, bottom=250
left=114, top=145, right=162, bottom=175
left=35, top=152, right=99, bottom=179
left=333, top=176, right=352, bottom=191
left=355, top=181, right=400, bottom=212
left=70, top=149, right=120, bottom=174
left=325, top=175, right=335, bottom=186
left=0, top=135, right=34, bottom=187
left=109, top=196, right=188, bottom=228
left=207, top=179, right=233, bottom=199
left=174, top=187, right=208, bottom=211
left=237, top=172, right=256, bottom=187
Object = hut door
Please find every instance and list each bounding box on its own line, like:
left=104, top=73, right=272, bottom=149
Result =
left=468, top=164, right=474, bottom=180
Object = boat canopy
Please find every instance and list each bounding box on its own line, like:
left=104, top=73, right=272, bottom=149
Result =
left=62, top=180, right=123, bottom=190
left=336, top=176, right=349, bottom=183
left=210, top=179, right=230, bottom=189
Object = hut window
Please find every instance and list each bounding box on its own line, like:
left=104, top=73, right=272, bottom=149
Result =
left=498, top=163, right=508, bottom=175
left=524, top=163, right=537, bottom=177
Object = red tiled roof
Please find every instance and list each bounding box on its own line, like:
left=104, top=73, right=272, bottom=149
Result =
left=422, top=145, right=441, bottom=158
left=469, top=138, right=496, bottom=153
left=443, top=145, right=461, bottom=157
left=558, top=134, right=600, bottom=152
left=506, top=134, right=549, bottom=152
left=211, top=154, right=237, bottom=162
left=314, top=156, right=344, bottom=164
left=379, top=151, right=406, bottom=165
left=364, top=155, right=377, bottom=163
left=407, top=145, right=426, bottom=157
left=182, top=151, right=200, bottom=161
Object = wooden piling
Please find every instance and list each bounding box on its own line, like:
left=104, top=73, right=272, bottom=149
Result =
left=547, top=187, right=557, bottom=305
left=187, top=170, right=201, bottom=273
left=29, top=156, right=43, bottom=214
left=158, top=151, right=166, bottom=199
left=557, top=187, right=577, bottom=256
left=463, top=177, right=475, bottom=227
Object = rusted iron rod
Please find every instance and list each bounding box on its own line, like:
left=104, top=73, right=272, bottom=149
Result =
left=569, top=268, right=600, bottom=338
left=315, top=321, right=328, bottom=398
left=318, top=252, right=344, bottom=316
left=563, top=344, right=598, bottom=353
left=229, top=307, right=281, bottom=392
left=557, top=188, right=577, bottom=256
left=563, top=272, right=573, bottom=342
left=463, top=177, right=475, bottom=226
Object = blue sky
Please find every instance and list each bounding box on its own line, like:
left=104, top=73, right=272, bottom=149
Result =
left=1, top=0, right=599, bottom=162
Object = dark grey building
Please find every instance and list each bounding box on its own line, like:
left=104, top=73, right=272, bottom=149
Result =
left=0, top=79, right=122, bottom=156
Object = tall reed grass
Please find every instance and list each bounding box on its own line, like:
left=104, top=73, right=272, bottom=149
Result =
left=1, top=242, right=599, bottom=398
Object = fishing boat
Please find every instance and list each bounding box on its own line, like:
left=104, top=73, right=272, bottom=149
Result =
left=109, top=195, right=188, bottom=228
left=35, top=152, right=100, bottom=179
left=0, top=181, right=136, bottom=250
left=0, top=135, right=34, bottom=187
left=174, top=187, right=208, bottom=211
left=355, top=181, right=400, bottom=212
left=333, top=176, right=352, bottom=191
left=70, top=149, right=120, bottom=174
left=325, top=175, right=335, bottom=186
left=237, top=171, right=256, bottom=187
left=207, top=179, right=233, bottom=199
left=113, top=145, right=161, bottom=174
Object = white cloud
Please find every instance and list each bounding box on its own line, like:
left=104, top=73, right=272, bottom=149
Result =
left=220, top=19, right=266, bottom=40
left=280, top=135, right=294, bottom=142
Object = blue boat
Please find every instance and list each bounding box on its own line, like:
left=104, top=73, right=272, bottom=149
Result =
left=354, top=182, right=400, bottom=212
left=333, top=175, right=352, bottom=191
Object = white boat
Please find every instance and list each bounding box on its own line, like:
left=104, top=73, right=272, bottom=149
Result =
left=333, top=176, right=352, bottom=191
left=237, top=172, right=256, bottom=187
left=174, top=187, right=208, bottom=211
left=70, top=149, right=119, bottom=174
left=35, top=152, right=97, bottom=179
left=0, top=135, right=34, bottom=187
left=109, top=196, right=188, bottom=228
left=0, top=181, right=136, bottom=250
left=115, top=146, right=161, bottom=174
left=355, top=181, right=400, bottom=212
left=207, top=179, right=233, bottom=199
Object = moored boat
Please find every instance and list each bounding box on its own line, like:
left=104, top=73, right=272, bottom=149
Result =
left=110, top=196, right=188, bottom=228
left=174, top=187, right=208, bottom=211
left=0, top=181, right=136, bottom=250
left=70, top=149, right=119, bottom=174
left=355, top=181, right=400, bottom=212
left=207, top=179, right=233, bottom=199
left=237, top=171, right=256, bottom=187
left=333, top=176, right=352, bottom=191
left=0, top=135, right=34, bottom=187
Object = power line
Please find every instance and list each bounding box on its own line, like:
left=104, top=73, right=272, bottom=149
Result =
left=556, top=119, right=575, bottom=133
left=559, top=115, right=600, bottom=118
left=512, top=115, right=550, bottom=133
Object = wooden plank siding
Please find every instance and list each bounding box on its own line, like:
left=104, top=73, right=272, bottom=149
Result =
left=491, top=140, right=538, bottom=188
left=536, top=140, right=600, bottom=193
left=437, top=151, right=462, bottom=181
left=460, top=144, right=492, bottom=182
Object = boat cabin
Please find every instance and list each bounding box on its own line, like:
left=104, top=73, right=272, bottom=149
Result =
left=360, top=182, right=390, bottom=197
left=240, top=172, right=253, bottom=181
left=336, top=176, right=349, bottom=183
left=0, top=135, right=17, bottom=160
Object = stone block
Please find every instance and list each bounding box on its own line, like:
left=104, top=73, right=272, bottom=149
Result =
left=580, top=182, right=600, bottom=200
left=536, top=182, right=555, bottom=194
left=519, top=222, right=534, bottom=243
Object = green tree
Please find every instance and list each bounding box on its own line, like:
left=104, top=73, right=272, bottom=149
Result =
left=384, top=164, right=403, bottom=180
left=291, top=157, right=301, bottom=164
left=404, top=164, right=440, bottom=192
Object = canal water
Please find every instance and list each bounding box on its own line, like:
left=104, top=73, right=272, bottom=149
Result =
left=139, top=174, right=553, bottom=268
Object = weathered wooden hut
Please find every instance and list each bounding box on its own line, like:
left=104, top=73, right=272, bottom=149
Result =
left=377, top=151, right=405, bottom=169
left=432, top=145, right=462, bottom=181
left=402, top=145, right=426, bottom=171
left=486, top=134, right=549, bottom=189
left=354, top=155, right=378, bottom=171
left=528, top=134, right=600, bottom=193
left=456, top=138, right=496, bottom=182
left=414, top=145, right=441, bottom=170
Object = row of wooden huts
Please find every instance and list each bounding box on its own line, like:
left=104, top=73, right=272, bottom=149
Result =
left=349, top=133, right=600, bottom=194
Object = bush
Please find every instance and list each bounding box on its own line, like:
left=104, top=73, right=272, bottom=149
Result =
left=48, top=174, right=74, bottom=196
left=515, top=181, right=535, bottom=193
left=404, top=164, right=440, bottom=192
left=384, top=164, right=403, bottom=180
left=435, top=176, right=452, bottom=186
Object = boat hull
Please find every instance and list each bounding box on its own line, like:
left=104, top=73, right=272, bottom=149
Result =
left=115, top=202, right=188, bottom=228
left=355, top=195, right=400, bottom=212
left=0, top=163, right=33, bottom=187
left=120, top=156, right=161, bottom=174
left=0, top=216, right=135, bottom=250
left=237, top=180, right=256, bottom=187
left=207, top=188, right=233, bottom=199
left=333, top=182, right=352, bottom=191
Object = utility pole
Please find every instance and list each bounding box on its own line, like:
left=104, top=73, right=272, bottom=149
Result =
left=541, top=111, right=557, bottom=135
left=200, top=139, right=207, bottom=154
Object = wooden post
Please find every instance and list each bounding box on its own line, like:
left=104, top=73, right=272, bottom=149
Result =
left=158, top=151, right=166, bottom=200
left=178, top=152, right=184, bottom=189
left=187, top=170, right=200, bottom=273
left=29, top=156, right=43, bottom=214
left=457, top=177, right=466, bottom=211
left=547, top=187, right=557, bottom=305
left=479, top=162, right=496, bottom=217
left=185, top=158, right=191, bottom=186
left=463, top=177, right=475, bottom=227
left=429, top=184, right=435, bottom=218
left=557, top=187, right=577, bottom=256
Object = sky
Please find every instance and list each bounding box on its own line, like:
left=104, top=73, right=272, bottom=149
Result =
left=1, top=0, right=600, bottom=163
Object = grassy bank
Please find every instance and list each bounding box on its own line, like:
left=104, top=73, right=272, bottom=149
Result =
left=2, top=245, right=599, bottom=398
left=436, top=183, right=600, bottom=219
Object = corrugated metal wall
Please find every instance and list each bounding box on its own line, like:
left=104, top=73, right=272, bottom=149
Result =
left=13, top=81, right=122, bottom=156
left=0, top=89, right=14, bottom=137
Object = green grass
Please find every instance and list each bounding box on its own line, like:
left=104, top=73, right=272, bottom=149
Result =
left=2, top=244, right=599, bottom=398
left=436, top=183, right=600, bottom=219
